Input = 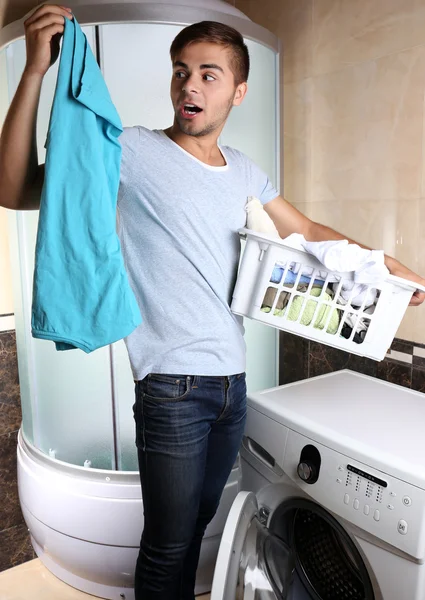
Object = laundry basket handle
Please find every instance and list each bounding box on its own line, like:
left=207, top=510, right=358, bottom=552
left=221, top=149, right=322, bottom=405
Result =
left=387, top=275, right=425, bottom=294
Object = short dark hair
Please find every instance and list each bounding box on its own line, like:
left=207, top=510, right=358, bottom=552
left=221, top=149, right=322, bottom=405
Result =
left=170, top=21, right=250, bottom=86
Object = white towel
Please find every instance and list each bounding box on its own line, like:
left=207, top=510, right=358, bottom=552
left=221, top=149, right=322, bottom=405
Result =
left=245, top=196, right=280, bottom=238
left=279, top=235, right=388, bottom=307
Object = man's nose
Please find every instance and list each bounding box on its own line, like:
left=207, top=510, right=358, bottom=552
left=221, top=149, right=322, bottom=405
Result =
left=182, top=74, right=200, bottom=94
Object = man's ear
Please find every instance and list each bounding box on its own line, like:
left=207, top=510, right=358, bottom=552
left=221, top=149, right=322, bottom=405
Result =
left=233, top=82, right=248, bottom=106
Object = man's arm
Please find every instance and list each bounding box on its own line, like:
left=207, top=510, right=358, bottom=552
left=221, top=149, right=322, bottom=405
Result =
left=0, top=71, right=45, bottom=211
left=0, top=5, right=72, bottom=211
left=264, top=195, right=425, bottom=307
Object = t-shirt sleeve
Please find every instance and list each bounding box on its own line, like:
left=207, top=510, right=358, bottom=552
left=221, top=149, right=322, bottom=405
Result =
left=117, top=126, right=141, bottom=212
left=119, top=127, right=140, bottom=169
left=248, top=158, right=279, bottom=205
left=118, top=126, right=141, bottom=190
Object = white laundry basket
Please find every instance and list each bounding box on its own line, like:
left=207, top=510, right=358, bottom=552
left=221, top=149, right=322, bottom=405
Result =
left=232, top=229, right=425, bottom=361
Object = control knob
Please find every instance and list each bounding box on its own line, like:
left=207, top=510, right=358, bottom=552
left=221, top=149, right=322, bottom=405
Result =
left=297, top=461, right=317, bottom=483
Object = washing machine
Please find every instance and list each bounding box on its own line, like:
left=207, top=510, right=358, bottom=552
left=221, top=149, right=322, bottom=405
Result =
left=210, top=369, right=425, bottom=599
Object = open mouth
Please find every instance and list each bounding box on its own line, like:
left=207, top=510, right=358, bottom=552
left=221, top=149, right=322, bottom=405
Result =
left=181, top=103, right=203, bottom=118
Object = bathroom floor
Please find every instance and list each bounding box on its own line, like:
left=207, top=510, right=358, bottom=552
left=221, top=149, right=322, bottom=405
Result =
left=0, top=559, right=211, bottom=599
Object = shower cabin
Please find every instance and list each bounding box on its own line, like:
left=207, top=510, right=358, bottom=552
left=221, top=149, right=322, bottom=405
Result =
left=0, top=1, right=280, bottom=597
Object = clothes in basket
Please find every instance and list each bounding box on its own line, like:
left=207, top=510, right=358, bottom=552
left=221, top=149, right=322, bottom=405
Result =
left=260, top=238, right=388, bottom=344
left=245, top=196, right=389, bottom=346
left=262, top=285, right=340, bottom=334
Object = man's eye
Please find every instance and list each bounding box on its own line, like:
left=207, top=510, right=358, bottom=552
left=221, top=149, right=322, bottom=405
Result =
left=204, top=74, right=215, bottom=81
left=175, top=72, right=186, bottom=79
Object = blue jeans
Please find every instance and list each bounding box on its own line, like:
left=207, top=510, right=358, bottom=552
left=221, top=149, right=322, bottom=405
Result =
left=132, top=372, right=247, bottom=600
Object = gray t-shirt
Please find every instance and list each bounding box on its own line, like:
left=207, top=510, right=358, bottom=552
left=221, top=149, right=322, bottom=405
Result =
left=117, top=126, right=278, bottom=380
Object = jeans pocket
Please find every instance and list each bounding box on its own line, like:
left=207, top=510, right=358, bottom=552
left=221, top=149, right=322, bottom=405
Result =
left=132, top=381, right=139, bottom=420
left=133, top=382, right=144, bottom=448
left=230, top=372, right=247, bottom=417
left=234, top=372, right=247, bottom=393
left=143, top=373, right=194, bottom=402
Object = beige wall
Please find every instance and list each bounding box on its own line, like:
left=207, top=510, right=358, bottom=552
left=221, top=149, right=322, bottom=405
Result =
left=232, top=0, right=425, bottom=343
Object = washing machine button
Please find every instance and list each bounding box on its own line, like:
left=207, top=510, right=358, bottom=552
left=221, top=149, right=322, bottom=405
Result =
left=402, top=496, right=412, bottom=507
left=390, top=491, right=397, bottom=497
left=373, top=510, right=380, bottom=522
left=353, top=499, right=359, bottom=510
left=398, top=520, right=408, bottom=535
left=364, top=505, right=370, bottom=515
left=297, top=461, right=317, bottom=484
left=344, top=493, right=350, bottom=505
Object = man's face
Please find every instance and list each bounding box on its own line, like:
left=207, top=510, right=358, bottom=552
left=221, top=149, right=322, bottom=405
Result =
left=170, top=42, right=246, bottom=137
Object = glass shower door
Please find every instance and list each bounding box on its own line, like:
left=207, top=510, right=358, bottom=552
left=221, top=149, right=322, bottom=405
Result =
left=5, top=29, right=117, bottom=469
left=5, top=21, right=279, bottom=471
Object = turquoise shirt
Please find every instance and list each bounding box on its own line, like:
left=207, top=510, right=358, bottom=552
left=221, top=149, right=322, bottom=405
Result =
left=31, top=16, right=142, bottom=352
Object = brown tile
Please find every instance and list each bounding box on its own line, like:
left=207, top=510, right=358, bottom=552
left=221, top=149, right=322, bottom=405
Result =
left=0, top=331, right=20, bottom=406
left=0, top=430, right=25, bottom=531
left=376, top=360, right=412, bottom=389
left=412, top=368, right=425, bottom=394
left=308, top=342, right=378, bottom=379
left=0, top=402, right=22, bottom=436
left=0, top=331, right=21, bottom=436
left=0, top=523, right=35, bottom=572
left=279, top=331, right=309, bottom=384
left=413, top=355, right=425, bottom=370
left=391, top=339, right=414, bottom=355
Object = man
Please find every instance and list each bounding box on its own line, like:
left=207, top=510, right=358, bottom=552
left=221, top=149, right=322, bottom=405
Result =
left=0, top=5, right=424, bottom=600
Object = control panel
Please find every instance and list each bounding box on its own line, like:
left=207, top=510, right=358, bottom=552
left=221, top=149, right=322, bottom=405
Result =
left=285, top=429, right=425, bottom=559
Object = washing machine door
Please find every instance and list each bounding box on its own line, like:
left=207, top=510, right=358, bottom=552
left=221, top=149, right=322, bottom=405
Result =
left=211, top=491, right=294, bottom=600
